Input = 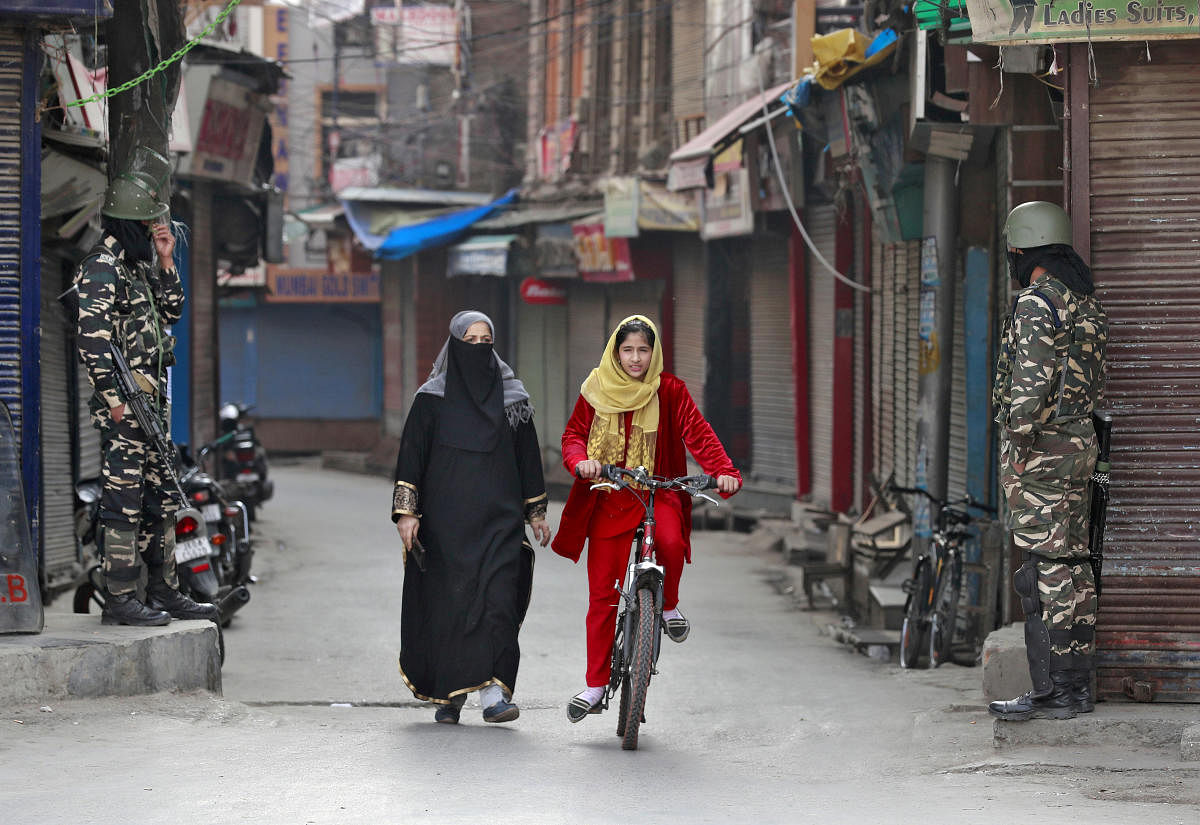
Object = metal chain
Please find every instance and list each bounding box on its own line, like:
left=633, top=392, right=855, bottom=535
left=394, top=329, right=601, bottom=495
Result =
left=67, top=0, right=243, bottom=109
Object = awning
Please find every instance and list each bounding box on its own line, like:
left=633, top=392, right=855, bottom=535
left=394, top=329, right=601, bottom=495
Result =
left=667, top=81, right=792, bottom=191
left=447, top=235, right=518, bottom=277
left=475, top=202, right=601, bottom=230
left=293, top=202, right=344, bottom=227
left=354, top=189, right=518, bottom=261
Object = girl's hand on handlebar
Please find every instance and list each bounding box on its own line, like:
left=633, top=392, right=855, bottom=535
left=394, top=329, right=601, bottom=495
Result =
left=717, top=474, right=740, bottom=495
left=575, top=459, right=602, bottom=480
left=529, top=518, right=552, bottom=547
left=396, top=515, right=419, bottom=552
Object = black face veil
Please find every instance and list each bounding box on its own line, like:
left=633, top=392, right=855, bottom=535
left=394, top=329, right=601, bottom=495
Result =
left=1009, top=243, right=1096, bottom=295
left=438, top=335, right=504, bottom=452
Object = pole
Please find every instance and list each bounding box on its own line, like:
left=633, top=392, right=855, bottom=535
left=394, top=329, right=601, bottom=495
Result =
left=913, top=156, right=959, bottom=546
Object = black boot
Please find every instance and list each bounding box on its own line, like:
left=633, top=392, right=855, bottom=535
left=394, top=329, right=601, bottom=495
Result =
left=146, top=584, right=219, bottom=621
left=988, top=671, right=1077, bottom=721
left=102, top=593, right=171, bottom=627
left=1071, top=667, right=1095, bottom=713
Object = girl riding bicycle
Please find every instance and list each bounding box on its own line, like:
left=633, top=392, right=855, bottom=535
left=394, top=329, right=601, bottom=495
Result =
left=551, top=315, right=741, bottom=722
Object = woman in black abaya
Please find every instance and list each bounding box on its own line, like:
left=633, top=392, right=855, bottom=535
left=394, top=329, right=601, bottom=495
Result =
left=392, top=311, right=550, bottom=724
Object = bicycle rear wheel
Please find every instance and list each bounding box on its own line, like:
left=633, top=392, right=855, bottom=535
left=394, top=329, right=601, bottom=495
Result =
left=928, top=552, right=962, bottom=668
left=900, top=557, right=931, bottom=669
left=620, top=587, right=656, bottom=750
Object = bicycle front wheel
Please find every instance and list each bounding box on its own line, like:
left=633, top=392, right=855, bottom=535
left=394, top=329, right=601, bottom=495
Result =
left=900, top=557, right=931, bottom=669
left=620, top=587, right=656, bottom=750
left=929, top=552, right=962, bottom=668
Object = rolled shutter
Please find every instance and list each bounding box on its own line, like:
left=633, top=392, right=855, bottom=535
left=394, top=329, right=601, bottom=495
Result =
left=749, top=231, right=794, bottom=486
left=807, top=204, right=837, bottom=507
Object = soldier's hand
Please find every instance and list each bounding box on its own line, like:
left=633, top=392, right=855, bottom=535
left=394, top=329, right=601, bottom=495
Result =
left=396, top=515, right=419, bottom=552
left=529, top=518, right=551, bottom=547
left=111, top=403, right=125, bottom=424
left=150, top=221, right=176, bottom=268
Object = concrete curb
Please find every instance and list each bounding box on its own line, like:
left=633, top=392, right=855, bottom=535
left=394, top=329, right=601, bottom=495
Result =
left=993, top=704, right=1200, bottom=752
left=0, top=613, right=221, bottom=706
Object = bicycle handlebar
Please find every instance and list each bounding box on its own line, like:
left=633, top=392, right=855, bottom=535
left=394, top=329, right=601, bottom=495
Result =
left=890, top=484, right=998, bottom=517
left=576, top=463, right=718, bottom=495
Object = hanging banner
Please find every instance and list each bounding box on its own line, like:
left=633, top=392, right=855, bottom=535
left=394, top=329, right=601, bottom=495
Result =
left=964, top=0, right=1200, bottom=44
left=603, top=177, right=640, bottom=238
left=638, top=181, right=701, bottom=232
left=192, top=76, right=269, bottom=187
left=572, top=222, right=634, bottom=282
left=701, top=166, right=753, bottom=240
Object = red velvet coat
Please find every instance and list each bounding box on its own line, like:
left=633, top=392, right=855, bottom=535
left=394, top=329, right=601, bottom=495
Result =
left=551, top=373, right=741, bottom=563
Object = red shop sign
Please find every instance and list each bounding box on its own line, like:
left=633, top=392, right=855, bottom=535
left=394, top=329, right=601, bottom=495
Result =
left=520, top=277, right=567, bottom=305
left=571, top=222, right=633, bottom=282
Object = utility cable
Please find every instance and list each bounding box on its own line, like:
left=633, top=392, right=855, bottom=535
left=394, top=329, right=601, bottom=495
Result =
left=756, top=63, right=870, bottom=293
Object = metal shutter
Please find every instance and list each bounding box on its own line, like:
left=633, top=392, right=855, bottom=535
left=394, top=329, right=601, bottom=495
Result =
left=1082, top=44, right=1200, bottom=703
left=749, top=231, right=794, bottom=486
left=872, top=240, right=893, bottom=478
left=40, top=266, right=76, bottom=584
left=671, top=235, right=706, bottom=412
left=806, top=205, right=837, bottom=507
left=947, top=265, right=967, bottom=501
left=0, top=32, right=23, bottom=448
left=567, top=282, right=606, bottom=400
left=606, top=279, right=665, bottom=339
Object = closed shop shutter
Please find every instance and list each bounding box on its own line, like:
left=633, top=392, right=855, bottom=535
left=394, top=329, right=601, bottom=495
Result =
left=606, top=279, right=665, bottom=338
left=750, top=231, right=794, bottom=486
left=516, top=300, right=570, bottom=464
left=40, top=265, right=76, bottom=584
left=872, top=240, right=922, bottom=490
left=807, top=204, right=837, bottom=507
left=947, top=267, right=968, bottom=501
left=671, top=235, right=706, bottom=412
left=1081, top=43, right=1200, bottom=702
left=0, top=32, right=23, bottom=445
left=872, top=240, right=893, bottom=478
left=853, top=210, right=866, bottom=512
left=566, top=282, right=606, bottom=404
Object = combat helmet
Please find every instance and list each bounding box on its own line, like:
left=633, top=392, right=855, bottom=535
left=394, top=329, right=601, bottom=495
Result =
left=101, top=146, right=171, bottom=221
left=1003, top=201, right=1072, bottom=249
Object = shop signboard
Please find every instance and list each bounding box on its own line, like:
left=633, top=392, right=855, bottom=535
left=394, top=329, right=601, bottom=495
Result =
left=572, top=222, right=634, bottom=282
left=964, top=0, right=1200, bottom=43
left=535, top=223, right=579, bottom=278
left=603, top=177, right=640, bottom=238
left=266, top=267, right=381, bottom=303
left=192, top=75, right=268, bottom=187
left=638, top=181, right=701, bottom=232
left=520, top=277, right=568, bottom=305
left=701, top=163, right=753, bottom=239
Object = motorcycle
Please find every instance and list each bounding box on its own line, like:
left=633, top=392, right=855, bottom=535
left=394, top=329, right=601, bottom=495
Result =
left=217, top=403, right=273, bottom=522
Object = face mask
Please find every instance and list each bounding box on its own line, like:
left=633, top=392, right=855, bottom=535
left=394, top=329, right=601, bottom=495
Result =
left=1007, top=248, right=1037, bottom=288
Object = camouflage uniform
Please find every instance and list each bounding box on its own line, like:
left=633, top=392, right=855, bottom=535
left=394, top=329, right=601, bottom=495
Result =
left=75, top=233, right=184, bottom=596
left=993, top=274, right=1108, bottom=666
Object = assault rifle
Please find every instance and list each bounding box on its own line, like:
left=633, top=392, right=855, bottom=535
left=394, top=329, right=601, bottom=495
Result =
left=108, top=342, right=187, bottom=506
left=1088, top=410, right=1113, bottom=598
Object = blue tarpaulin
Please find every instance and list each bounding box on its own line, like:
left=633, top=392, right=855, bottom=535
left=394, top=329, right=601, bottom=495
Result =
left=345, top=189, right=519, bottom=261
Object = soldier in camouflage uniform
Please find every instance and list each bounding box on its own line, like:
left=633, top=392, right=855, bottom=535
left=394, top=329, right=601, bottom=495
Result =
left=988, top=201, right=1108, bottom=721
left=74, top=148, right=216, bottom=626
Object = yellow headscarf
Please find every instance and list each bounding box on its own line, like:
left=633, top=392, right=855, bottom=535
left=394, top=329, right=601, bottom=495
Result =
left=580, top=315, right=664, bottom=476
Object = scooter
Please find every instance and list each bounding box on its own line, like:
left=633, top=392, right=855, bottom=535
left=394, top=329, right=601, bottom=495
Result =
left=217, top=403, right=273, bottom=521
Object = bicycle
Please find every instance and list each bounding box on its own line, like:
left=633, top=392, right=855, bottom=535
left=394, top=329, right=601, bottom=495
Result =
left=893, top=485, right=996, bottom=669
left=586, top=464, right=721, bottom=750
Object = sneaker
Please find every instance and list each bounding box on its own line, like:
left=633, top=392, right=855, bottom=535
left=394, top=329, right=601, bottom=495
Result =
left=483, top=699, right=520, bottom=723
left=663, top=612, right=690, bottom=643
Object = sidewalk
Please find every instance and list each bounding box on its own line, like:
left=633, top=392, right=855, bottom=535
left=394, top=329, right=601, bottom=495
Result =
left=745, top=521, right=1200, bottom=763
left=0, top=612, right=220, bottom=705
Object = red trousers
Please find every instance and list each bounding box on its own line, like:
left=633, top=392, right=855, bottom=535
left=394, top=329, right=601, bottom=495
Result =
left=584, top=493, right=687, bottom=687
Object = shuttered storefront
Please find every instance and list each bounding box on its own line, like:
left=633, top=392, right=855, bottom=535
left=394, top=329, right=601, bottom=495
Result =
left=40, top=262, right=77, bottom=586
left=671, top=235, right=706, bottom=412
left=806, top=205, right=837, bottom=507
left=871, top=240, right=922, bottom=489
left=566, top=282, right=606, bottom=404
left=947, top=267, right=968, bottom=501
left=1075, top=43, right=1200, bottom=702
left=750, top=232, right=794, bottom=486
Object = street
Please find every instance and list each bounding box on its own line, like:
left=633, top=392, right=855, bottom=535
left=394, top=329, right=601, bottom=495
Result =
left=4, top=461, right=1195, bottom=824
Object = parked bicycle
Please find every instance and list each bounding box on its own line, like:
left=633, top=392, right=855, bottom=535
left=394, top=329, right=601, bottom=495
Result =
left=585, top=464, right=721, bottom=750
left=893, top=485, right=996, bottom=669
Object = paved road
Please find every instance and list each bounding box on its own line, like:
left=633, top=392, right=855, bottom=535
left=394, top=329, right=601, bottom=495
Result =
left=4, top=461, right=1194, bottom=823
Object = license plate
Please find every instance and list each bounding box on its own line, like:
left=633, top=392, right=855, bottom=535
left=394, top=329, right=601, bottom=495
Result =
left=237, top=472, right=260, bottom=483
left=202, top=504, right=222, bottom=522
left=175, top=537, right=210, bottom=563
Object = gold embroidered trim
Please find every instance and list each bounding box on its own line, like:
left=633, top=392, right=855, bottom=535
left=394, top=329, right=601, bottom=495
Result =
left=397, top=658, right=512, bottom=704
left=525, top=493, right=548, bottom=522
left=392, top=482, right=419, bottom=518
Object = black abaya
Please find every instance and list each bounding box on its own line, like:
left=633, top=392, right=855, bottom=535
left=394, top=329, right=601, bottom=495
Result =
left=393, top=392, right=546, bottom=703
